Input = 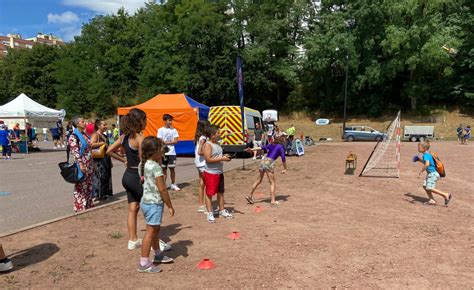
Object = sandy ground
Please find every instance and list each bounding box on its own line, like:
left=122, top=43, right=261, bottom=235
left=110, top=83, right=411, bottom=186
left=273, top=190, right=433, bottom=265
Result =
left=0, top=141, right=473, bottom=288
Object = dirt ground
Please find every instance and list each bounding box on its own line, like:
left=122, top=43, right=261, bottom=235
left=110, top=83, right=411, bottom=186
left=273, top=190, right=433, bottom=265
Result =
left=1, top=141, right=473, bottom=288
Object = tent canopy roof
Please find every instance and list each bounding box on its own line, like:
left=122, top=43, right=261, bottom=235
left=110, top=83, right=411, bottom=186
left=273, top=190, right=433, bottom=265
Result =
left=118, top=93, right=208, bottom=114
left=0, top=93, right=65, bottom=119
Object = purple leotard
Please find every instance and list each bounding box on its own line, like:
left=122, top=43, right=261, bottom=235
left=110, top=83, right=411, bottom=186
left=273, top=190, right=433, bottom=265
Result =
left=261, top=144, right=286, bottom=162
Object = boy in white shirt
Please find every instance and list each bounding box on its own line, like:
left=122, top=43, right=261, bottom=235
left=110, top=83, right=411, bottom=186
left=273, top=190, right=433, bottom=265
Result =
left=157, top=114, right=180, bottom=191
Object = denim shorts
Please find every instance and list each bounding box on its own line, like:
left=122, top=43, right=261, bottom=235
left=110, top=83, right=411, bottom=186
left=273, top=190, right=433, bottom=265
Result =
left=423, top=171, right=440, bottom=190
left=140, top=202, right=164, bottom=226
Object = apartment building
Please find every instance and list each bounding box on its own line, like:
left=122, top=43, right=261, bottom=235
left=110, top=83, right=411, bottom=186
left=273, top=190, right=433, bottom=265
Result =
left=0, top=33, right=65, bottom=58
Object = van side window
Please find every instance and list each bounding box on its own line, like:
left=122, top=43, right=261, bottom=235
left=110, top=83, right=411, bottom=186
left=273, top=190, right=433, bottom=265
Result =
left=253, top=117, right=261, bottom=129
left=246, top=115, right=254, bottom=129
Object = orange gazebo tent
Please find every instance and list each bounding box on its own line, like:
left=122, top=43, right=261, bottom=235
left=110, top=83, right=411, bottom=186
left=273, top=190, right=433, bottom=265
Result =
left=117, top=93, right=209, bottom=154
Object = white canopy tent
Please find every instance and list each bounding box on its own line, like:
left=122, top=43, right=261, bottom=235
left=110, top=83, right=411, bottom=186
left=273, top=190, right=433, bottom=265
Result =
left=0, top=93, right=66, bottom=154
left=0, top=93, right=66, bottom=129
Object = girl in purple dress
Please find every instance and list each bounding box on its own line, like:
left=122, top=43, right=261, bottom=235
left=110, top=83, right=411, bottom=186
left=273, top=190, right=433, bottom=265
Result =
left=245, top=136, right=287, bottom=206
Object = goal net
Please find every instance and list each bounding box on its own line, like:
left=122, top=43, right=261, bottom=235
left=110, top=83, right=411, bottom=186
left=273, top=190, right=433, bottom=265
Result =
left=359, top=111, right=401, bottom=178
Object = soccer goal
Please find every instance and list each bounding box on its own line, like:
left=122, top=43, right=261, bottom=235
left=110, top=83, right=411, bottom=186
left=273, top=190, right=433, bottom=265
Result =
left=359, top=111, right=401, bottom=178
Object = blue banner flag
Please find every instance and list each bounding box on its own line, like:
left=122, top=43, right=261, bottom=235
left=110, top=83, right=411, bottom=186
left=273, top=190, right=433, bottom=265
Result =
left=236, top=56, right=245, bottom=142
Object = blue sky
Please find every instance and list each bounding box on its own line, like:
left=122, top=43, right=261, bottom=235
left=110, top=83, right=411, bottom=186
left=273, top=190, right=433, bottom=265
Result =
left=0, top=0, right=154, bottom=42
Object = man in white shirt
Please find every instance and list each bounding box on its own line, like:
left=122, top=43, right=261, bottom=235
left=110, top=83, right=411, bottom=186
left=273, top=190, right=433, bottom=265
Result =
left=157, top=114, right=180, bottom=191
left=42, top=128, right=48, bottom=141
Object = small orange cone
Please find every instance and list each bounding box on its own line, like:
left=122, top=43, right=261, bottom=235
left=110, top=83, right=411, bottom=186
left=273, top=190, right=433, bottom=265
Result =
left=253, top=206, right=264, bottom=213
left=227, top=231, right=241, bottom=240
left=197, top=258, right=215, bottom=270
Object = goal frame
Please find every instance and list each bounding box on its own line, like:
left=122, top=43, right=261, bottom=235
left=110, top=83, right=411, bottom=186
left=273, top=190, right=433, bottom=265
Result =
left=359, top=111, right=401, bottom=178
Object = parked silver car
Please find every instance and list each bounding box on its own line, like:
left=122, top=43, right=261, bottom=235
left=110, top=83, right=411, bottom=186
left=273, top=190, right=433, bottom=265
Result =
left=343, top=126, right=386, bottom=142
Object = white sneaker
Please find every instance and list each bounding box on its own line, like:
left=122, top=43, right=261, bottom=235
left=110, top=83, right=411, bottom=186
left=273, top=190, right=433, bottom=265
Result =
left=198, top=205, right=206, bottom=212
left=219, top=209, right=233, bottom=219
left=128, top=238, right=142, bottom=250
left=252, top=156, right=256, bottom=160
left=159, top=239, right=172, bottom=252
left=204, top=208, right=219, bottom=215
left=170, top=184, right=181, bottom=191
left=53, top=146, right=57, bottom=149
left=207, top=212, right=216, bottom=223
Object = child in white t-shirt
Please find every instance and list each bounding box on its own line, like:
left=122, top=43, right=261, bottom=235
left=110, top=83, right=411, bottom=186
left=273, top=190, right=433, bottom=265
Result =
left=194, top=120, right=210, bottom=213
left=157, top=114, right=180, bottom=191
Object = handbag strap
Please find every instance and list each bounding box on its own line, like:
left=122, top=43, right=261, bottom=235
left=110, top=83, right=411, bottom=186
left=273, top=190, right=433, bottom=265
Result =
left=66, top=140, right=70, bottom=163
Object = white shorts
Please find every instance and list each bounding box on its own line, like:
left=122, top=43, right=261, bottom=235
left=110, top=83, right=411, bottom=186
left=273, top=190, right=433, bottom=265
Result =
left=253, top=140, right=262, bottom=148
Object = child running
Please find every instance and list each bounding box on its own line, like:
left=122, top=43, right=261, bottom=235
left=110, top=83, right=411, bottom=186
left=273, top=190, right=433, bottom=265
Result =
left=138, top=136, right=175, bottom=273
left=195, top=120, right=210, bottom=213
left=245, top=136, right=287, bottom=206
left=415, top=141, right=452, bottom=206
left=202, top=125, right=232, bottom=223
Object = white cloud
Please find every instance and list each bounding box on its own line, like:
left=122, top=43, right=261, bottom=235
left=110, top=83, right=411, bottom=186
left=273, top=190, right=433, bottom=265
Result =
left=48, top=11, right=80, bottom=24
left=62, top=0, right=151, bottom=14
left=58, top=25, right=82, bottom=42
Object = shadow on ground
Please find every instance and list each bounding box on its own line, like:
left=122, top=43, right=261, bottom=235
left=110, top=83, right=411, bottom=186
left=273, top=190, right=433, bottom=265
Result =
left=404, top=192, right=430, bottom=204
left=344, top=168, right=356, bottom=175
left=95, top=191, right=127, bottom=206
left=8, top=243, right=60, bottom=272
left=257, top=194, right=290, bottom=204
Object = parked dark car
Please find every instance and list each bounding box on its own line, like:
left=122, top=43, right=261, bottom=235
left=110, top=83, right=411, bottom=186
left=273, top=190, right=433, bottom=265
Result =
left=343, top=126, right=386, bottom=142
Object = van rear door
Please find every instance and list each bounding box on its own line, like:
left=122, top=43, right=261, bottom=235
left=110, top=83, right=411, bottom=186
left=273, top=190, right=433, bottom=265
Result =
left=224, top=107, right=244, bottom=146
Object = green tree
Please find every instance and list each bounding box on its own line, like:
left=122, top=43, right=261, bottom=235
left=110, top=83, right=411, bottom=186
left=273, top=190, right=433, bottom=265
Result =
left=0, top=45, right=61, bottom=108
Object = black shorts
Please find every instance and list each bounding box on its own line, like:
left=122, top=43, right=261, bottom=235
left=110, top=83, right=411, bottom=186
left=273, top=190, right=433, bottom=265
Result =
left=52, top=135, right=60, bottom=141
left=162, top=155, right=177, bottom=168
left=122, top=168, right=143, bottom=203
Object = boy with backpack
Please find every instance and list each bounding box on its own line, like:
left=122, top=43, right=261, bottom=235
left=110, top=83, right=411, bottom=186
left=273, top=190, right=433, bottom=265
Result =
left=414, top=141, right=452, bottom=206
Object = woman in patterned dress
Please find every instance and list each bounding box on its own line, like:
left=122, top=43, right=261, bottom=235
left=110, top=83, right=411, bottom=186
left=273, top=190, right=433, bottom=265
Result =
left=69, top=116, right=95, bottom=212
left=91, top=119, right=113, bottom=200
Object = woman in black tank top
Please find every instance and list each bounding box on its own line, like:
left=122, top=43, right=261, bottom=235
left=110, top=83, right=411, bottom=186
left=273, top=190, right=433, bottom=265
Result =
left=107, top=109, right=146, bottom=249
left=107, top=109, right=171, bottom=252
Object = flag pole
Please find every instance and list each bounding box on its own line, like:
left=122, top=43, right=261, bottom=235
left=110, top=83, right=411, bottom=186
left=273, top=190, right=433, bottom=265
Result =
left=236, top=56, right=245, bottom=170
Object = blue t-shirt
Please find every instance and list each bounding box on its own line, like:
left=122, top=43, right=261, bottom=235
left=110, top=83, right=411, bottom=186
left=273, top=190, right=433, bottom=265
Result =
left=0, top=129, right=10, bottom=146
left=422, top=152, right=436, bottom=173
left=50, top=127, right=59, bottom=137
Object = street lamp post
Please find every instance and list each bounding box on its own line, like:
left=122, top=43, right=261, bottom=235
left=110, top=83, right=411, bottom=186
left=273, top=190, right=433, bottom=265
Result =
left=342, top=51, right=349, bottom=136
left=342, top=18, right=355, bottom=138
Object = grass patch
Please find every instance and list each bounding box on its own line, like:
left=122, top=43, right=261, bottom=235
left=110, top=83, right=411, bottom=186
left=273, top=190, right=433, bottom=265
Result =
left=4, top=275, right=17, bottom=285
left=108, top=231, right=123, bottom=239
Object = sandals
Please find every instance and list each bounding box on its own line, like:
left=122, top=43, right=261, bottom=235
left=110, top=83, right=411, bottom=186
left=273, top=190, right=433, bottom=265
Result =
left=245, top=196, right=254, bottom=204
left=445, top=194, right=453, bottom=207
left=270, top=201, right=280, bottom=207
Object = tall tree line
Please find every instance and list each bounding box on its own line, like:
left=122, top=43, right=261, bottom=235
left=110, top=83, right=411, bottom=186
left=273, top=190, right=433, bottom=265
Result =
left=0, top=0, right=472, bottom=117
